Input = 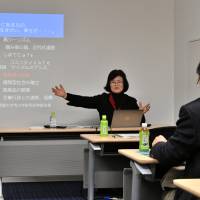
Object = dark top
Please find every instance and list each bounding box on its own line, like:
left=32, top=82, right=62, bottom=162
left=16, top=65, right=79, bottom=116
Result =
left=66, top=92, right=143, bottom=125
left=150, top=98, right=200, bottom=200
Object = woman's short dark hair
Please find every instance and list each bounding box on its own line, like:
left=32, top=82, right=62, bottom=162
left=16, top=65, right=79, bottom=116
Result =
left=104, top=69, right=129, bottom=92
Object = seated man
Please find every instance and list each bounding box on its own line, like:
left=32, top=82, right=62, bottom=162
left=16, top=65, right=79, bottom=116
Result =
left=150, top=63, right=200, bottom=200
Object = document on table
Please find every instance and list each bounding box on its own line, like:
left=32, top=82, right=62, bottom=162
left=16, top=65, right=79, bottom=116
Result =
left=67, top=125, right=98, bottom=128
left=116, top=133, right=139, bottom=138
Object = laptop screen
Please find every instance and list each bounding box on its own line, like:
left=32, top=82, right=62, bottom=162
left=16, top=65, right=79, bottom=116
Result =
left=111, top=110, right=143, bottom=128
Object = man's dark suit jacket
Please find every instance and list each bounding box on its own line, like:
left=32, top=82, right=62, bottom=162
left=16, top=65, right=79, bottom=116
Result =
left=151, top=98, right=200, bottom=200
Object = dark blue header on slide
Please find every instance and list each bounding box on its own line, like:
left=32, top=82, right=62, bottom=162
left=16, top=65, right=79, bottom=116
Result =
left=0, top=13, right=64, bottom=38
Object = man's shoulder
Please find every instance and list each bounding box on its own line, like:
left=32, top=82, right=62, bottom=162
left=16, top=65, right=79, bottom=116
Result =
left=183, top=98, right=200, bottom=110
left=180, top=98, right=200, bottom=117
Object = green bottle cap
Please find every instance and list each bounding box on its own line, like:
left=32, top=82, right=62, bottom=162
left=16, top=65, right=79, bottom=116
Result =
left=102, top=115, right=106, bottom=120
left=142, top=123, right=147, bottom=128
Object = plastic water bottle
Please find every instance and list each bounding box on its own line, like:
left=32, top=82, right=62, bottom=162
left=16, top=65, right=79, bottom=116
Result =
left=100, top=115, right=108, bottom=136
left=139, top=123, right=150, bottom=154
left=49, top=111, right=57, bottom=128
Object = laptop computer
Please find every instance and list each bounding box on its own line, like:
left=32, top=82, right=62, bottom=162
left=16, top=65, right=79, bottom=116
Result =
left=111, top=109, right=143, bottom=128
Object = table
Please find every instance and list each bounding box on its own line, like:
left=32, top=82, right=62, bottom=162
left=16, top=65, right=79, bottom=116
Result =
left=0, top=126, right=143, bottom=200
left=0, top=124, right=174, bottom=200
left=173, top=179, right=200, bottom=198
left=0, top=127, right=97, bottom=200
left=118, top=149, right=158, bottom=164
left=118, top=149, right=159, bottom=200
left=0, top=127, right=96, bottom=134
left=80, top=134, right=139, bottom=200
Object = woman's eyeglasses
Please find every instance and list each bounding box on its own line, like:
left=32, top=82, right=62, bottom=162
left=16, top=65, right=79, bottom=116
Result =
left=110, top=81, right=123, bottom=85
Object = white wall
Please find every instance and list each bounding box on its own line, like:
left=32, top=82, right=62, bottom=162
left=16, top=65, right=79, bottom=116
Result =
left=0, top=0, right=175, bottom=127
left=175, top=0, right=200, bottom=120
left=57, top=0, right=175, bottom=125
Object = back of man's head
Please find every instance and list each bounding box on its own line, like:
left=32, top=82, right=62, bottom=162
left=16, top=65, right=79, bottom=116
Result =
left=196, top=62, right=200, bottom=76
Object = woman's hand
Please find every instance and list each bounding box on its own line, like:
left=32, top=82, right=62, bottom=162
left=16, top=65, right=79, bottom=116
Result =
left=138, top=101, right=150, bottom=113
left=52, top=84, right=67, bottom=98
left=152, top=135, right=167, bottom=147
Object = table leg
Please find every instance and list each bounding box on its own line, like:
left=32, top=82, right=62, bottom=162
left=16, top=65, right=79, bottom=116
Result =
left=0, top=178, right=3, bottom=200
left=88, top=144, right=95, bottom=200
left=130, top=161, right=142, bottom=200
left=88, top=143, right=101, bottom=200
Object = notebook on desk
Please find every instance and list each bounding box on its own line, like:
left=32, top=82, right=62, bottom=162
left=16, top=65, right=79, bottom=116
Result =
left=111, top=109, right=143, bottom=128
